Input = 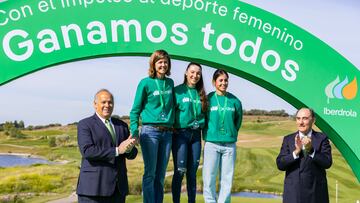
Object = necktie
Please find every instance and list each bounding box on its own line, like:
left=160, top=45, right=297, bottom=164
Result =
left=302, top=135, right=308, bottom=156
left=303, top=148, right=308, bottom=157
left=105, top=119, right=116, bottom=144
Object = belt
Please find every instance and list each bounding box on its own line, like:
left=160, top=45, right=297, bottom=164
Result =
left=153, top=126, right=173, bottom=132
left=173, top=128, right=201, bottom=134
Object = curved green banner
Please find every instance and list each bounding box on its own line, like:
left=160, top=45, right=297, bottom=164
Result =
left=1, top=0, right=359, bottom=181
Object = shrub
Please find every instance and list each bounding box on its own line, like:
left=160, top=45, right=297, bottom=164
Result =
left=48, top=137, right=56, bottom=147
left=9, top=128, right=25, bottom=139
left=0, top=174, right=63, bottom=194
left=55, top=134, right=70, bottom=146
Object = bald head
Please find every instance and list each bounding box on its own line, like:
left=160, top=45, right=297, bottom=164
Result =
left=94, top=89, right=114, bottom=103
left=296, top=108, right=316, bottom=134
left=296, top=108, right=315, bottom=119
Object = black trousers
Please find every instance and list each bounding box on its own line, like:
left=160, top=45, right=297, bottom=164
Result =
left=78, top=186, right=125, bottom=203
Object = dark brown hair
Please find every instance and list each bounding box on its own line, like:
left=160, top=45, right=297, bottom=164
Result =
left=212, top=69, right=229, bottom=82
left=148, top=50, right=171, bottom=78
left=183, top=62, right=208, bottom=113
left=296, top=108, right=316, bottom=119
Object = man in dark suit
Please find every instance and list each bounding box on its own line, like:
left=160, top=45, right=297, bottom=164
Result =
left=276, top=108, right=332, bottom=203
left=76, top=89, right=137, bottom=203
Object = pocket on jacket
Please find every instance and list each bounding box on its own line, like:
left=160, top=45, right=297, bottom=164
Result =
left=81, top=167, right=98, bottom=172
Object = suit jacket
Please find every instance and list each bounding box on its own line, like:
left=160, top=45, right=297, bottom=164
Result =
left=76, top=114, right=137, bottom=197
left=276, top=130, right=332, bottom=203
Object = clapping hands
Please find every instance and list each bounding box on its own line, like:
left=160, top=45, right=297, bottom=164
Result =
left=294, top=134, right=302, bottom=156
left=302, top=136, right=313, bottom=152
left=118, top=136, right=137, bottom=154
left=294, top=134, right=313, bottom=156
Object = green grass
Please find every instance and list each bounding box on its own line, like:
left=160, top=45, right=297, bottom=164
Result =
left=241, top=119, right=294, bottom=137
left=0, top=164, right=79, bottom=192
left=126, top=194, right=282, bottom=203
left=0, top=116, right=360, bottom=202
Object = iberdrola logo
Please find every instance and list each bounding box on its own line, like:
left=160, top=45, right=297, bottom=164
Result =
left=325, top=76, right=357, bottom=104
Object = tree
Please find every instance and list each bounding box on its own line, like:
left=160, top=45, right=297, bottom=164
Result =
left=112, top=114, right=121, bottom=120
left=18, top=120, right=25, bottom=129
left=13, top=120, right=19, bottom=128
left=27, top=125, right=34, bottom=131
left=9, top=127, right=25, bottom=138
left=49, top=137, right=56, bottom=147
left=2, top=121, right=25, bottom=138
left=3, top=122, right=14, bottom=135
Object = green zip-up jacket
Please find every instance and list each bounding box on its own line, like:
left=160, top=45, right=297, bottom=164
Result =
left=204, top=91, right=242, bottom=143
left=130, top=77, right=175, bottom=136
left=174, top=84, right=206, bottom=129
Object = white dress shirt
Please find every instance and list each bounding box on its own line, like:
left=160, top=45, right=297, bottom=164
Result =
left=95, top=113, right=119, bottom=157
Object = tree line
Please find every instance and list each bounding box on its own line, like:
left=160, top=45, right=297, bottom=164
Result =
left=243, top=109, right=289, bottom=117
left=0, top=110, right=289, bottom=136
left=0, top=120, right=26, bottom=138
left=0, top=120, right=64, bottom=138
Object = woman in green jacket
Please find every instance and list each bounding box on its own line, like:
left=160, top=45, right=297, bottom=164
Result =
left=130, top=50, right=174, bottom=203
left=202, top=69, right=243, bottom=203
left=172, top=62, right=207, bottom=203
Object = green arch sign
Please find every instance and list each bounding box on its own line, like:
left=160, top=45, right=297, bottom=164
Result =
left=1, top=0, right=359, bottom=181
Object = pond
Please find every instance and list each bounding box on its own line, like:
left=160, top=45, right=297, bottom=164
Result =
left=0, top=154, right=50, bottom=167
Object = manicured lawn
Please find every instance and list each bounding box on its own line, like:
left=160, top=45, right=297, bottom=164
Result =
left=127, top=194, right=282, bottom=203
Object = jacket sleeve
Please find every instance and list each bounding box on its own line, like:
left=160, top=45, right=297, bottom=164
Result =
left=312, top=134, right=332, bottom=169
left=130, top=80, right=146, bottom=137
left=276, top=135, right=298, bottom=171
left=77, top=120, right=116, bottom=164
left=234, top=99, right=243, bottom=131
left=120, top=121, right=138, bottom=160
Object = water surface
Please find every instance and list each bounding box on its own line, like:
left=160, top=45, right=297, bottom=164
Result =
left=0, top=154, right=49, bottom=167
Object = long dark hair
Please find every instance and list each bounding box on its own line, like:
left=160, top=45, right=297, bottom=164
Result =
left=183, top=62, right=208, bottom=112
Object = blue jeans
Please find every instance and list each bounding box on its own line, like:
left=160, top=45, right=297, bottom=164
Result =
left=140, top=125, right=172, bottom=203
left=202, top=142, right=236, bottom=203
left=171, top=128, right=201, bottom=203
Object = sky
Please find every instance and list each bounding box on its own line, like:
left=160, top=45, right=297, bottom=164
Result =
left=0, top=0, right=359, bottom=126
